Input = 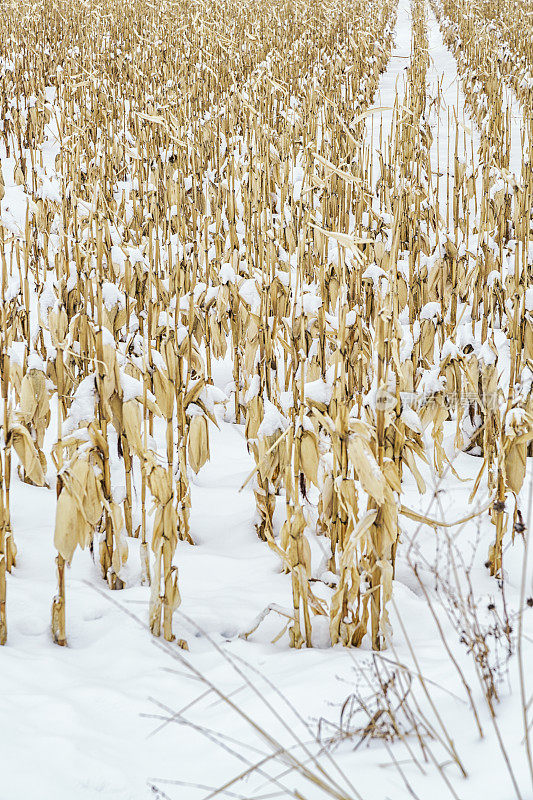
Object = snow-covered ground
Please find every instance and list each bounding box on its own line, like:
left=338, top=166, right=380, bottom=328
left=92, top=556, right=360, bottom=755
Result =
left=1, top=2, right=532, bottom=800
left=4, top=370, right=531, bottom=800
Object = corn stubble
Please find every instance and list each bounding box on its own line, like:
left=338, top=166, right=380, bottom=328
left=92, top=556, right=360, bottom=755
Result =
left=0, top=0, right=530, bottom=651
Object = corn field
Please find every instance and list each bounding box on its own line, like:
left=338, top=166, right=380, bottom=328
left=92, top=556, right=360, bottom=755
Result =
left=0, top=0, right=532, bottom=795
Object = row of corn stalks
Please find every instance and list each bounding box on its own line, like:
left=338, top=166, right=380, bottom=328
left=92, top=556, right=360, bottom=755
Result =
left=0, top=0, right=530, bottom=650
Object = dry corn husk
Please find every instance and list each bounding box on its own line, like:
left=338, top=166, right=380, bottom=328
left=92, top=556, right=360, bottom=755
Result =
left=298, top=429, right=319, bottom=487
left=348, top=435, right=385, bottom=505
left=9, top=423, right=46, bottom=487
left=188, top=414, right=210, bottom=474
left=54, top=458, right=103, bottom=563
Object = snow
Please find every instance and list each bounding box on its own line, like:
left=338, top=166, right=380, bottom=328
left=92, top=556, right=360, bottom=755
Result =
left=63, top=375, right=97, bottom=435
left=305, top=379, right=333, bottom=406
left=256, top=399, right=288, bottom=438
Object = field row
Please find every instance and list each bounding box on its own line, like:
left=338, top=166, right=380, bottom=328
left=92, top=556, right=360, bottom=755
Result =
left=0, top=0, right=530, bottom=656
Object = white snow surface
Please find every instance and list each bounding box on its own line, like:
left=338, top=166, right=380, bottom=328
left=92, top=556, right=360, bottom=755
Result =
left=3, top=360, right=532, bottom=800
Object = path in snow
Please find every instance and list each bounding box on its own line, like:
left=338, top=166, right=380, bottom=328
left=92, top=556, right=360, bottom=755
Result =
left=426, top=2, right=482, bottom=213
left=366, top=0, right=412, bottom=187
left=427, top=0, right=524, bottom=181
